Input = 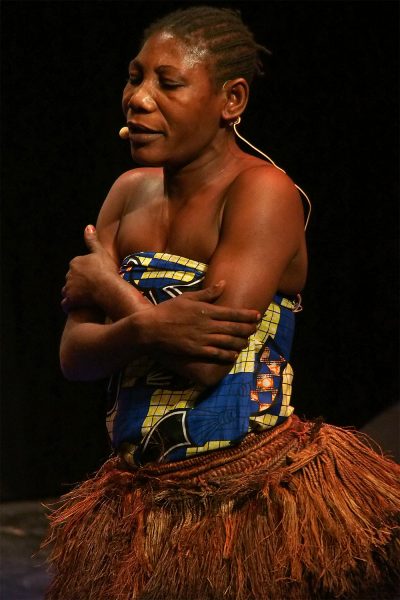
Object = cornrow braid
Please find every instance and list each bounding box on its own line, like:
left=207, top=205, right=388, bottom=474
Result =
left=142, top=6, right=271, bottom=86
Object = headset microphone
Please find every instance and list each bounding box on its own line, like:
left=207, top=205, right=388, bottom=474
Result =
left=119, top=126, right=129, bottom=139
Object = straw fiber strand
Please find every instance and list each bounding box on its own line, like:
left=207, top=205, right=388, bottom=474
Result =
left=43, top=416, right=400, bottom=600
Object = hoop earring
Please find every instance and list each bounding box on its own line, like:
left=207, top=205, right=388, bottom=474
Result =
left=232, top=118, right=312, bottom=230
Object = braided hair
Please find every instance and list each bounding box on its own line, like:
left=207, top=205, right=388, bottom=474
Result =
left=142, top=6, right=270, bottom=87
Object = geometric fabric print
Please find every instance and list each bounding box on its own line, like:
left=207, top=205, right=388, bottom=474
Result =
left=141, top=387, right=201, bottom=438
left=111, top=252, right=298, bottom=465
left=248, top=411, right=279, bottom=430
left=186, top=438, right=232, bottom=455
left=256, top=374, right=275, bottom=391
left=260, top=348, right=271, bottom=362
left=139, top=409, right=193, bottom=463
left=281, top=363, right=294, bottom=412
left=268, top=361, right=283, bottom=376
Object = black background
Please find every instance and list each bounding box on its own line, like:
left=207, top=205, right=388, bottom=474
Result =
left=1, top=0, right=398, bottom=501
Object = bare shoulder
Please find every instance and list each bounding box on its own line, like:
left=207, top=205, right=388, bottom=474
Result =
left=96, top=167, right=163, bottom=257
left=97, top=167, right=162, bottom=221
left=107, top=167, right=163, bottom=202
left=229, top=164, right=301, bottom=208
left=223, top=164, right=304, bottom=229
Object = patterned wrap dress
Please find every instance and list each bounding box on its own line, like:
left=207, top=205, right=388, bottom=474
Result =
left=44, top=253, right=400, bottom=600
left=107, top=251, right=299, bottom=466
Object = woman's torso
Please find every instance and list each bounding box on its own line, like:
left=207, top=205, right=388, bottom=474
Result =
left=106, top=152, right=307, bottom=465
left=115, top=155, right=307, bottom=296
left=108, top=251, right=299, bottom=465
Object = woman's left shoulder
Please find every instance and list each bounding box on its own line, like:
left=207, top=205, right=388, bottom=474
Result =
left=233, top=162, right=298, bottom=198
left=225, top=162, right=302, bottom=218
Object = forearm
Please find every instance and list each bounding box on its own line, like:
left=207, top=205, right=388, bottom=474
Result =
left=60, top=310, right=151, bottom=381
left=60, top=285, right=258, bottom=382
left=92, top=272, right=150, bottom=321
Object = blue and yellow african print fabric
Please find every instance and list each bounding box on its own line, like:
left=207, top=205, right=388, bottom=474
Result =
left=107, top=252, right=297, bottom=465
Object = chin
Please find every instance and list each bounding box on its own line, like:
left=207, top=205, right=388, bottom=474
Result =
left=130, top=149, right=166, bottom=168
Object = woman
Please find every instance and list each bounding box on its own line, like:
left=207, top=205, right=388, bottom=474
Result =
left=45, top=7, right=399, bottom=600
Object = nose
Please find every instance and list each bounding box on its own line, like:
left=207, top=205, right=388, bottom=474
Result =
left=126, top=84, right=157, bottom=113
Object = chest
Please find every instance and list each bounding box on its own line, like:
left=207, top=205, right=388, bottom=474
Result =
left=116, top=192, right=224, bottom=263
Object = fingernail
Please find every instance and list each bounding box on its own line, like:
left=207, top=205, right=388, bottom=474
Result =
left=85, top=225, right=96, bottom=233
left=256, top=313, right=261, bottom=320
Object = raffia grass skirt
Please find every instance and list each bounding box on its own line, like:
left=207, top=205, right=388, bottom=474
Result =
left=43, top=416, right=400, bottom=600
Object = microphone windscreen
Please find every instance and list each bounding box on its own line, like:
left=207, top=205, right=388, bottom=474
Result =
left=119, top=126, right=129, bottom=139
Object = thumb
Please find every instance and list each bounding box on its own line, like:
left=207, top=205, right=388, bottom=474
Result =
left=84, top=225, right=102, bottom=253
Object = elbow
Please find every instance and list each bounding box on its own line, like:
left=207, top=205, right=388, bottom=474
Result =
left=59, top=331, right=87, bottom=381
left=59, top=346, right=100, bottom=382
left=59, top=349, right=82, bottom=381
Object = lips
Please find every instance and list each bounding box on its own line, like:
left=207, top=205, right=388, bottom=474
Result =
left=128, top=122, right=162, bottom=135
left=126, top=121, right=164, bottom=145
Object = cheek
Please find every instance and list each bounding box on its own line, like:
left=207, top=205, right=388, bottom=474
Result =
left=173, top=97, right=220, bottom=134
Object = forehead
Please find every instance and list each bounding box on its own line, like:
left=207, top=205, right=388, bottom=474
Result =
left=132, top=31, right=211, bottom=73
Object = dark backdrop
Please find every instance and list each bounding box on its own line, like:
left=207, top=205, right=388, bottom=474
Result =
left=1, top=0, right=398, bottom=501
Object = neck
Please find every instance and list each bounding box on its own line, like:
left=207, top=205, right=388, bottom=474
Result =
left=163, top=130, right=243, bottom=202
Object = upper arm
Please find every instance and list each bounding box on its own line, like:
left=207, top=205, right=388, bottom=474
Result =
left=204, top=166, right=306, bottom=313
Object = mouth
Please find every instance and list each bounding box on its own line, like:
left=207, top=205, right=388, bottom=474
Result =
left=127, top=122, right=163, bottom=140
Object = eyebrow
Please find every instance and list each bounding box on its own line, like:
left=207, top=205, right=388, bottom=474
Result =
left=128, top=59, right=182, bottom=74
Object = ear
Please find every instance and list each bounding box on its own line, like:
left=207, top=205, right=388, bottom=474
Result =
left=221, top=78, right=249, bottom=124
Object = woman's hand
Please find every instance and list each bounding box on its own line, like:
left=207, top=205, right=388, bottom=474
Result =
left=137, top=282, right=260, bottom=363
left=61, top=226, right=151, bottom=321
left=60, top=285, right=260, bottom=381
left=61, top=225, right=119, bottom=313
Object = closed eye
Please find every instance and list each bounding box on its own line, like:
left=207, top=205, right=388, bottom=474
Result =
left=159, top=80, right=184, bottom=90
left=127, top=75, right=141, bottom=85
left=126, top=74, right=184, bottom=90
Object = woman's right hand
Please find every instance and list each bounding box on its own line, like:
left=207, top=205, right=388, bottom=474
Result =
left=61, top=225, right=151, bottom=320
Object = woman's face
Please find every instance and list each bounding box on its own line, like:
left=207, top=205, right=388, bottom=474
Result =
left=122, top=31, right=226, bottom=168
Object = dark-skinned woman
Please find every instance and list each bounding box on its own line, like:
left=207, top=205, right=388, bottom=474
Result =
left=44, top=7, right=400, bottom=600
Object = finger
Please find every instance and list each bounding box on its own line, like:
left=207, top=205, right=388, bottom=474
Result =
left=185, top=281, right=225, bottom=303
left=200, top=346, right=239, bottom=364
left=207, top=321, right=257, bottom=338
left=84, top=224, right=103, bottom=254
left=205, top=334, right=250, bottom=353
left=205, top=306, right=260, bottom=323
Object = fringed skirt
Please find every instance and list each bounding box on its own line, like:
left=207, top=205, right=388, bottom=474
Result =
left=43, top=416, right=400, bottom=600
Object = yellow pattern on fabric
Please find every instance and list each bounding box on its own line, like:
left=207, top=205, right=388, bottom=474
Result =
left=153, top=252, right=208, bottom=272
left=282, top=363, right=294, bottom=408
left=281, top=297, right=295, bottom=310
left=141, top=270, right=196, bottom=283
left=186, top=439, right=232, bottom=455
left=229, top=301, right=281, bottom=375
left=249, top=413, right=279, bottom=428
left=141, top=387, right=202, bottom=437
